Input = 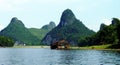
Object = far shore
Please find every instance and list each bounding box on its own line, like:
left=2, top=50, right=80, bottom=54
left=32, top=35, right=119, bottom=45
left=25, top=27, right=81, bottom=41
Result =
left=70, top=47, right=120, bottom=51
left=70, top=44, right=120, bottom=50
left=1, top=44, right=120, bottom=51
left=13, top=46, right=50, bottom=48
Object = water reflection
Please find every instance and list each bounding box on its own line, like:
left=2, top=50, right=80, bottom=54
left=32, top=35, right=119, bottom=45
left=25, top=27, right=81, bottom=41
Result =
left=99, top=50, right=120, bottom=65
left=0, top=48, right=29, bottom=65
left=0, top=48, right=120, bottom=65
left=58, top=50, right=77, bottom=65
left=56, top=50, right=120, bottom=65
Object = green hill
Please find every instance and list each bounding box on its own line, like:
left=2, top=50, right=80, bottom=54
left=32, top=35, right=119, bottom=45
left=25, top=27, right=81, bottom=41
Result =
left=78, top=18, right=120, bottom=49
left=28, top=21, right=56, bottom=40
left=42, top=9, right=95, bottom=45
left=0, top=17, right=40, bottom=45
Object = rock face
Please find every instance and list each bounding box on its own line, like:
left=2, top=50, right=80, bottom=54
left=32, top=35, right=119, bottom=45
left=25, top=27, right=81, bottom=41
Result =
left=100, top=23, right=107, bottom=30
left=0, top=17, right=40, bottom=45
left=112, top=18, right=120, bottom=25
left=58, top=9, right=75, bottom=27
left=41, top=9, right=95, bottom=45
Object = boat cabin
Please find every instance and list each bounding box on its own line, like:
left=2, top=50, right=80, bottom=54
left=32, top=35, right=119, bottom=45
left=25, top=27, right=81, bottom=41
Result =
left=50, top=40, right=70, bottom=49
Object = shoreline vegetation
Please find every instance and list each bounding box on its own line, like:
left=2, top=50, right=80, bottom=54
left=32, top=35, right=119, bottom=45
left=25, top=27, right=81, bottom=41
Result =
left=8, top=44, right=120, bottom=50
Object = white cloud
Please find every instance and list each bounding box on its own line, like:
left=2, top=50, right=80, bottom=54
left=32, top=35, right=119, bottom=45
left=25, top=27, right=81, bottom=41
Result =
left=101, top=19, right=112, bottom=25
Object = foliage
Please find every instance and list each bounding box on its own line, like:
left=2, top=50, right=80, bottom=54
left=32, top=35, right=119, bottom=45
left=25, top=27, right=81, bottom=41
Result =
left=78, top=18, right=120, bottom=49
left=0, top=36, right=14, bottom=47
left=29, top=28, right=47, bottom=40
left=0, top=17, right=40, bottom=45
left=29, top=22, right=56, bottom=40
left=42, top=9, right=95, bottom=45
left=42, top=18, right=95, bottom=45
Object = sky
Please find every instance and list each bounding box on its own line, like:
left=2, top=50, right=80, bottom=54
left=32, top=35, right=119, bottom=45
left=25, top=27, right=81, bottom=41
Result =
left=0, top=0, right=120, bottom=32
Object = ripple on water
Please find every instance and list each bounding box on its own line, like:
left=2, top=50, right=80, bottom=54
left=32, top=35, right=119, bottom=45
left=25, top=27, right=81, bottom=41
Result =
left=0, top=48, right=120, bottom=65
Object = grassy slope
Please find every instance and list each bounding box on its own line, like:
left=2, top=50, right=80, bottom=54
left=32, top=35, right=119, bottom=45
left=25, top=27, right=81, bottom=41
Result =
left=71, top=44, right=113, bottom=50
left=29, top=28, right=49, bottom=40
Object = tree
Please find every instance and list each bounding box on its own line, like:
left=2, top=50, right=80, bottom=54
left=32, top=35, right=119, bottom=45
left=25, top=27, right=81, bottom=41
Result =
left=0, top=36, right=14, bottom=47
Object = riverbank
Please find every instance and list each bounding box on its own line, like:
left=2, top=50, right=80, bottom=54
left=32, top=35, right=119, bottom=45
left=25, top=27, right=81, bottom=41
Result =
left=13, top=46, right=50, bottom=48
left=12, top=44, right=120, bottom=50
left=71, top=44, right=120, bottom=50
left=0, top=44, right=117, bottom=50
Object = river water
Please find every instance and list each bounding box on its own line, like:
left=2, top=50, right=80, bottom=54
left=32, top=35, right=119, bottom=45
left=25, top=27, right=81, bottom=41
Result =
left=0, top=48, right=120, bottom=65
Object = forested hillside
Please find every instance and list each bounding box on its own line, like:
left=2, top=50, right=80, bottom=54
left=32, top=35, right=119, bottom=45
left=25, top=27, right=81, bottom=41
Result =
left=0, top=17, right=40, bottom=45
left=42, top=9, right=95, bottom=45
left=78, top=18, right=120, bottom=49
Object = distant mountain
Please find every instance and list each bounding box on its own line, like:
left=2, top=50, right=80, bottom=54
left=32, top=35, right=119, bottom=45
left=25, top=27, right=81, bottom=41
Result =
left=0, top=17, right=40, bottom=45
left=29, top=21, right=56, bottom=40
left=42, top=9, right=95, bottom=45
left=42, top=21, right=56, bottom=30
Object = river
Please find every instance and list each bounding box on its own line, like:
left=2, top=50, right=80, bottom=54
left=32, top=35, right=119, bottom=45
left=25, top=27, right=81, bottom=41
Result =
left=0, top=48, right=120, bottom=65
